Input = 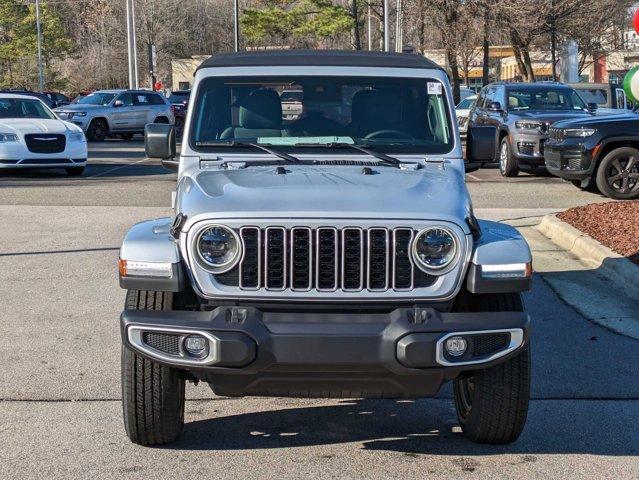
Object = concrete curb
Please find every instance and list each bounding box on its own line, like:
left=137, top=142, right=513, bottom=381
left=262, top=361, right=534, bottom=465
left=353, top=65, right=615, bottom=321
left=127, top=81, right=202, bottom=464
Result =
left=538, top=214, right=639, bottom=296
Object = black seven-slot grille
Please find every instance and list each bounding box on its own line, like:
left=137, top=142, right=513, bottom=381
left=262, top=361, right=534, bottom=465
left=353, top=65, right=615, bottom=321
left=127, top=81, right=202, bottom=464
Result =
left=24, top=134, right=66, bottom=154
left=217, top=227, right=436, bottom=292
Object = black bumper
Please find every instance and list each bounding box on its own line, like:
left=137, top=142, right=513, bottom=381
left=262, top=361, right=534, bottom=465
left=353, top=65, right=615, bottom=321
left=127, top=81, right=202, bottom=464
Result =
left=121, top=306, right=530, bottom=398
left=544, top=144, right=594, bottom=180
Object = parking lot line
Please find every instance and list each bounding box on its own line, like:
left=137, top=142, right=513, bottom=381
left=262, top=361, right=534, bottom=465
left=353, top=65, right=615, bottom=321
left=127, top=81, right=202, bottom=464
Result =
left=87, top=158, right=153, bottom=178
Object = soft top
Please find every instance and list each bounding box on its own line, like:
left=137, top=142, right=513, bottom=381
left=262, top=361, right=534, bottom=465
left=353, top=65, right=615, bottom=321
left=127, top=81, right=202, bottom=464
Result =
left=197, top=50, right=442, bottom=71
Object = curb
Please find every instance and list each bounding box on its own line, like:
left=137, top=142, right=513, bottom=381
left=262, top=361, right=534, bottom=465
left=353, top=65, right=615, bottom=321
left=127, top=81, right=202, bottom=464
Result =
left=538, top=214, right=639, bottom=295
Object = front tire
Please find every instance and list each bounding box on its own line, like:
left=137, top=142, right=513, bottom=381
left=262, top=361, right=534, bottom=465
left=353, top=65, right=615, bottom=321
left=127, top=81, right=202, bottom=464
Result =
left=595, top=147, right=639, bottom=200
left=453, top=292, right=530, bottom=444
left=86, top=119, right=108, bottom=142
left=121, top=290, right=185, bottom=446
left=499, top=138, right=519, bottom=177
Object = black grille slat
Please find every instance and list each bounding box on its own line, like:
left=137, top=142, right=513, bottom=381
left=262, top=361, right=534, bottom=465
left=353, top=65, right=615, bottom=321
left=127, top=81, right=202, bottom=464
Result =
left=143, top=332, right=180, bottom=355
left=265, top=228, right=286, bottom=289
left=24, top=134, right=66, bottom=154
left=393, top=229, right=413, bottom=290
left=316, top=228, right=337, bottom=290
left=368, top=229, right=388, bottom=290
left=472, top=333, right=510, bottom=356
left=342, top=228, right=363, bottom=290
left=291, top=228, right=312, bottom=290
left=240, top=227, right=260, bottom=289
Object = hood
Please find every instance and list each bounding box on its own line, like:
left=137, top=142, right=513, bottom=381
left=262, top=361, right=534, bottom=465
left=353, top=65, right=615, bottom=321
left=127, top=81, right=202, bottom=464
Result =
left=55, top=103, right=106, bottom=112
left=552, top=112, right=639, bottom=129
left=0, top=118, right=78, bottom=135
left=178, top=164, right=472, bottom=231
left=512, top=110, right=593, bottom=123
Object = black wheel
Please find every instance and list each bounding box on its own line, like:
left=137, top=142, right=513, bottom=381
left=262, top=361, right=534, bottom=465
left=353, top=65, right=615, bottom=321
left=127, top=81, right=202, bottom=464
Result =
left=65, top=167, right=84, bottom=176
left=595, top=147, right=639, bottom=200
left=122, top=290, right=185, bottom=446
left=120, top=133, right=134, bottom=140
left=453, top=292, right=530, bottom=444
left=154, top=116, right=169, bottom=124
left=86, top=119, right=108, bottom=142
left=175, top=117, right=184, bottom=137
left=498, top=138, right=519, bottom=177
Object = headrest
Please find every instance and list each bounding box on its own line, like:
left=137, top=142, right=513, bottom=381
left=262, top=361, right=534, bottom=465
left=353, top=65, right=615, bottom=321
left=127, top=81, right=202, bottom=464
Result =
left=508, top=96, right=519, bottom=108
left=351, top=89, right=403, bottom=124
left=239, top=89, right=282, bottom=129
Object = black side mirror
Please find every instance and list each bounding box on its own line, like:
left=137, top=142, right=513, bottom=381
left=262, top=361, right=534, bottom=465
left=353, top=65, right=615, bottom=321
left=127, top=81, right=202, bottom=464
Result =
left=587, top=102, right=598, bottom=113
left=145, top=123, right=177, bottom=171
left=487, top=101, right=502, bottom=112
left=465, top=126, right=497, bottom=172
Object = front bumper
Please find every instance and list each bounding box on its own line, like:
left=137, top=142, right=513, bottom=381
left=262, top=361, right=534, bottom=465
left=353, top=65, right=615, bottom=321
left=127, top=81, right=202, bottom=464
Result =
left=544, top=143, right=595, bottom=181
left=121, top=305, right=530, bottom=398
left=511, top=132, right=548, bottom=165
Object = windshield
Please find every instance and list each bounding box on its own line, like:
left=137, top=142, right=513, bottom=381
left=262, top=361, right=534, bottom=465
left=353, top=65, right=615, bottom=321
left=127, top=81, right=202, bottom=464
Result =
left=507, top=88, right=586, bottom=111
left=168, top=92, right=190, bottom=104
left=457, top=97, right=476, bottom=109
left=0, top=98, right=56, bottom=119
left=190, top=76, right=454, bottom=154
left=77, top=92, right=116, bottom=106
left=575, top=88, right=607, bottom=106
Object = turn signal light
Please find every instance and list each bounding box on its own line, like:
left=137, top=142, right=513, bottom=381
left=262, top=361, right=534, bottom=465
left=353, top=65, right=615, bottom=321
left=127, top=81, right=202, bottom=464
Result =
left=118, top=259, right=173, bottom=278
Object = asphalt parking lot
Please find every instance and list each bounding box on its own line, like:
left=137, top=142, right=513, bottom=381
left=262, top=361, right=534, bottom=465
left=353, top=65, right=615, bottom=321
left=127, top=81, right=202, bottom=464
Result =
left=1, top=140, right=637, bottom=479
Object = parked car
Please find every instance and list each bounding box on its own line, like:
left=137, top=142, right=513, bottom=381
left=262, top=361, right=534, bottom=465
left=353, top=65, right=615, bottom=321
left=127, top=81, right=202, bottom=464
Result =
left=118, top=50, right=532, bottom=447
left=44, top=91, right=71, bottom=107
left=54, top=89, right=174, bottom=142
left=280, top=88, right=304, bottom=120
left=167, top=90, right=190, bottom=137
left=0, top=93, right=87, bottom=175
left=456, top=94, right=477, bottom=143
left=545, top=111, right=639, bottom=199
left=569, top=82, right=630, bottom=115
left=0, top=89, right=56, bottom=109
left=468, top=82, right=595, bottom=176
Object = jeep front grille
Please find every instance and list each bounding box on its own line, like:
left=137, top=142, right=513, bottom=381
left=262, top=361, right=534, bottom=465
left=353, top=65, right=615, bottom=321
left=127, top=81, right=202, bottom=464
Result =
left=223, top=226, right=434, bottom=292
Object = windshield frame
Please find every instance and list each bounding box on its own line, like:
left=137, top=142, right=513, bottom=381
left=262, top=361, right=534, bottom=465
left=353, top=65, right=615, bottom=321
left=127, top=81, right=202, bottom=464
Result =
left=186, top=66, right=459, bottom=158
left=0, top=97, right=57, bottom=120
left=505, top=87, right=587, bottom=112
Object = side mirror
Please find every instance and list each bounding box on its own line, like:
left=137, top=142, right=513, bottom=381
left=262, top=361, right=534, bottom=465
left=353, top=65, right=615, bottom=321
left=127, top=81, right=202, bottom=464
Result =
left=145, top=123, right=177, bottom=171
left=113, top=100, right=124, bottom=108
left=487, top=101, right=502, bottom=112
left=465, top=126, right=497, bottom=172
left=587, top=102, right=598, bottom=113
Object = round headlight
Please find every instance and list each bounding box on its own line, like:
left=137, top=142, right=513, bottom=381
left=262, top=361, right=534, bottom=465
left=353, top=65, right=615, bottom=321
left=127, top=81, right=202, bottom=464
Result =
left=412, top=227, right=458, bottom=274
left=196, top=225, right=241, bottom=272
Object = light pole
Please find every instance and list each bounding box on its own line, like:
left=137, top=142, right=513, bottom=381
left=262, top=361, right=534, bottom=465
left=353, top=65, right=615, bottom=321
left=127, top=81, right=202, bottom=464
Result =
left=126, top=0, right=139, bottom=89
left=395, top=0, right=402, bottom=52
left=234, top=0, right=239, bottom=52
left=367, top=3, right=372, bottom=51
left=35, top=0, right=44, bottom=92
left=383, top=0, right=389, bottom=52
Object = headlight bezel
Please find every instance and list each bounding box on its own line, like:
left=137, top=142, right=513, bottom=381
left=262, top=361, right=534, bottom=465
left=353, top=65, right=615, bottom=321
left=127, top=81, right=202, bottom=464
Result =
left=562, top=128, right=596, bottom=138
left=411, top=226, right=461, bottom=276
left=68, top=131, right=86, bottom=142
left=73, top=112, right=87, bottom=117
left=515, top=120, right=543, bottom=131
left=0, top=133, right=19, bottom=143
left=193, top=224, right=243, bottom=274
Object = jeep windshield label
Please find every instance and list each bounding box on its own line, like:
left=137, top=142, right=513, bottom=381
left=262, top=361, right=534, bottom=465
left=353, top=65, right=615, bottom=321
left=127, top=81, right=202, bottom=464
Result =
left=256, top=136, right=354, bottom=146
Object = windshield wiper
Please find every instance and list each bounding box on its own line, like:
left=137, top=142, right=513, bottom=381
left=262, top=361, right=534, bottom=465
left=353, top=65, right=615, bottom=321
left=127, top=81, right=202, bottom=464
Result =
left=195, top=140, right=300, bottom=164
left=295, top=142, right=401, bottom=168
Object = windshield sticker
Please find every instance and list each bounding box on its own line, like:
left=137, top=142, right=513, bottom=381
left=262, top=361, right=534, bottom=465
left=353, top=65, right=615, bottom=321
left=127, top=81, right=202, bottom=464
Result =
left=428, top=82, right=443, bottom=95
left=256, top=136, right=355, bottom=146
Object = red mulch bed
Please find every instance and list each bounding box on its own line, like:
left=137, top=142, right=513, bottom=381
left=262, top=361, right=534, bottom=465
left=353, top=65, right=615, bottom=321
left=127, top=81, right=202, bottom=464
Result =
left=557, top=201, right=639, bottom=265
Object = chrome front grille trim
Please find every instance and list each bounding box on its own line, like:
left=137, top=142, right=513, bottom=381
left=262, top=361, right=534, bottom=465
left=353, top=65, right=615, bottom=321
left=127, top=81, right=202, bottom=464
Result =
left=290, top=227, right=313, bottom=292
left=238, top=227, right=261, bottom=290
left=264, top=227, right=287, bottom=291
left=342, top=227, right=364, bottom=292
left=316, top=227, right=339, bottom=292
left=392, top=228, right=415, bottom=291
left=367, top=228, right=390, bottom=291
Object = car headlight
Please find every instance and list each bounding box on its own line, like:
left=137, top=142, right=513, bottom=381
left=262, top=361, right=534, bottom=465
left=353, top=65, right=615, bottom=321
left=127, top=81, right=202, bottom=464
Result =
left=68, top=131, right=86, bottom=142
left=411, top=227, right=459, bottom=274
left=515, top=120, right=543, bottom=131
left=562, top=128, right=596, bottom=138
left=0, top=133, right=19, bottom=142
left=195, top=225, right=242, bottom=273
left=73, top=112, right=87, bottom=117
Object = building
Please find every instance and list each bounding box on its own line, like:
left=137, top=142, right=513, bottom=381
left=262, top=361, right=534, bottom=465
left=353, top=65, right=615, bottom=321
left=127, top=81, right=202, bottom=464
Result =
left=171, top=55, right=208, bottom=90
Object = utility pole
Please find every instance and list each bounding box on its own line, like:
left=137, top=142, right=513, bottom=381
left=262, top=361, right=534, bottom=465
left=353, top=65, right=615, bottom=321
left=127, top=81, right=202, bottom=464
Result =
left=126, top=0, right=139, bottom=89
left=234, top=0, right=240, bottom=52
left=367, top=3, right=372, bottom=51
left=395, top=0, right=402, bottom=52
left=383, top=0, right=390, bottom=52
left=35, top=0, right=44, bottom=92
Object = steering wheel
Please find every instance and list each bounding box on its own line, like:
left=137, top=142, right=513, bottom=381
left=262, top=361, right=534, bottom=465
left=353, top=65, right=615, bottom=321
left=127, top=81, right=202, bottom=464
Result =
left=364, top=129, right=415, bottom=141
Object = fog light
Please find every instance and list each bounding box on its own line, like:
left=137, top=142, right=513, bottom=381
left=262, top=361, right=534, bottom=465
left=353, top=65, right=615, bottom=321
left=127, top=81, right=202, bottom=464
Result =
left=183, top=335, right=208, bottom=357
left=445, top=336, right=467, bottom=357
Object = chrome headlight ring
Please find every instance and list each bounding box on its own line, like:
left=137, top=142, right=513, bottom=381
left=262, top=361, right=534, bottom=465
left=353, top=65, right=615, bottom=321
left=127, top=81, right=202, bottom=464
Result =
left=192, top=224, right=243, bottom=274
left=411, top=226, right=461, bottom=276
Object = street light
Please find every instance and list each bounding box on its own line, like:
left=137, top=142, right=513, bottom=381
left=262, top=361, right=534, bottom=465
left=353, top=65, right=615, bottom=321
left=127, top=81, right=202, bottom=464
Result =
left=234, top=0, right=240, bottom=52
left=126, top=0, right=139, bottom=89
left=35, top=0, right=44, bottom=92
left=383, top=0, right=389, bottom=52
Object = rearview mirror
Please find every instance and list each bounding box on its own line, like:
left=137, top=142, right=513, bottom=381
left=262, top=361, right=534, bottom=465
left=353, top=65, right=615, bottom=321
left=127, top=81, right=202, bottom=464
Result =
left=465, top=126, right=497, bottom=172
left=487, top=101, right=502, bottom=112
left=145, top=123, right=176, bottom=170
left=587, top=102, right=598, bottom=113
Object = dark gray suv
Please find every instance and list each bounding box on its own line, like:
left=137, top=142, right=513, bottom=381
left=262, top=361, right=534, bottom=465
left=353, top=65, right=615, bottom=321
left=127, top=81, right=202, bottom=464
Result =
left=468, top=82, right=594, bottom=176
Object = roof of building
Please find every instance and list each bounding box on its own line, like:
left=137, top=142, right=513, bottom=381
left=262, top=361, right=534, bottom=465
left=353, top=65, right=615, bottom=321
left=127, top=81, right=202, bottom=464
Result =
left=197, top=50, right=442, bottom=71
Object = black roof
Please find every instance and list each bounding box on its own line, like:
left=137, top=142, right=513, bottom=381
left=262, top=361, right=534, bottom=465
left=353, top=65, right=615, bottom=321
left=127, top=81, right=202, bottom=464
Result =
left=197, top=50, right=442, bottom=71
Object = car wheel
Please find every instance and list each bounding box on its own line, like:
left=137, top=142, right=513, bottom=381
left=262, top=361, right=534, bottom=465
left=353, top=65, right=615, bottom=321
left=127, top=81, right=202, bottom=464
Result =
left=121, top=290, right=185, bottom=446
left=65, top=167, right=84, bottom=176
left=120, top=133, right=134, bottom=141
left=86, top=119, right=108, bottom=142
left=453, top=292, right=530, bottom=444
left=595, top=147, right=639, bottom=200
left=154, top=116, right=169, bottom=124
left=499, top=138, right=519, bottom=177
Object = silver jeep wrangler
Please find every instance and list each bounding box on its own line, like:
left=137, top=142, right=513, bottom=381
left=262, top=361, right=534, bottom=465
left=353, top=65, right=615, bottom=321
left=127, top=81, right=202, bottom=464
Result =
left=118, top=50, right=532, bottom=446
